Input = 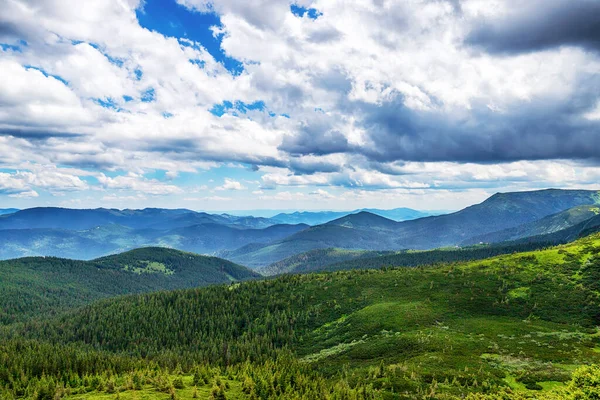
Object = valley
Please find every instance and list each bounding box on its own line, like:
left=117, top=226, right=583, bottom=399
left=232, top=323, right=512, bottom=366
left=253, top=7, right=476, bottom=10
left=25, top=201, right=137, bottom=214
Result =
left=4, top=1, right=597, bottom=398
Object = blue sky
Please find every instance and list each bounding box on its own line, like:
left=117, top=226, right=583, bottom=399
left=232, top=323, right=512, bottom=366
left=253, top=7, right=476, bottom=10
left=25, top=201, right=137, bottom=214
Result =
left=136, top=0, right=244, bottom=75
left=0, top=0, right=599, bottom=211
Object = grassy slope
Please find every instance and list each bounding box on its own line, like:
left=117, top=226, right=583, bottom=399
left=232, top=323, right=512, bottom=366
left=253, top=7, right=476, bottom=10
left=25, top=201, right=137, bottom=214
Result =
left=8, top=234, right=600, bottom=399
left=0, top=247, right=259, bottom=324
left=262, top=241, right=559, bottom=276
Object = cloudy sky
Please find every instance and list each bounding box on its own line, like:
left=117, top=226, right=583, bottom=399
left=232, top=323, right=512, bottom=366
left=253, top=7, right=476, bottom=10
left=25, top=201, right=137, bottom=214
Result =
left=0, top=0, right=599, bottom=211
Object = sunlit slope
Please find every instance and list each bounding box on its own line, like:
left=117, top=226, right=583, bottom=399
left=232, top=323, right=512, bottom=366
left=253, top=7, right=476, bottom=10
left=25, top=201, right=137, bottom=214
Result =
left=6, top=233, right=600, bottom=398
left=262, top=241, right=556, bottom=276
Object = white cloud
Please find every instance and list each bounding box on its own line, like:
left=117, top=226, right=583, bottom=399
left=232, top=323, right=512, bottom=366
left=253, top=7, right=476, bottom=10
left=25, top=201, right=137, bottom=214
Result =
left=0, top=60, right=93, bottom=133
left=0, top=166, right=88, bottom=197
left=310, top=189, right=334, bottom=198
left=0, top=172, right=34, bottom=196
left=97, top=173, right=184, bottom=195
left=259, top=191, right=306, bottom=201
left=216, top=178, right=247, bottom=191
left=17, top=169, right=88, bottom=192
left=0, top=0, right=598, bottom=208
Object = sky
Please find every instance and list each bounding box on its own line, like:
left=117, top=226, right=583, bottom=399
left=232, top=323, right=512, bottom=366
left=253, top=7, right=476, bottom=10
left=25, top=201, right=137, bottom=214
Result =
left=0, top=0, right=599, bottom=212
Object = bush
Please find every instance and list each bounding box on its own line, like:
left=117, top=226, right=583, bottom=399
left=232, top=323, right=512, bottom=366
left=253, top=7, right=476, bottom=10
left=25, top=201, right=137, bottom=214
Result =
left=172, top=377, right=185, bottom=389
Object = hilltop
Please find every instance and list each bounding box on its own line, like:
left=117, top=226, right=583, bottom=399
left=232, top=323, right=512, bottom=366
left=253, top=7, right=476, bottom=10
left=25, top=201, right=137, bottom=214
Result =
left=0, top=208, right=18, bottom=216
left=0, top=247, right=259, bottom=324
left=271, top=207, right=431, bottom=225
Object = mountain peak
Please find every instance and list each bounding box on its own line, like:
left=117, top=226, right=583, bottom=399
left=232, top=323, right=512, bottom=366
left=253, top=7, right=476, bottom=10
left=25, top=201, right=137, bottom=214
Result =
left=327, top=211, right=398, bottom=230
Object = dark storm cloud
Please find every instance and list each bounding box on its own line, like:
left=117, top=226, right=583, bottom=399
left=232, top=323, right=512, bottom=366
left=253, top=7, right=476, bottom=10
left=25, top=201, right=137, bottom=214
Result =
left=465, top=0, right=600, bottom=54
left=0, top=21, right=24, bottom=40
left=367, top=161, right=413, bottom=176
left=288, top=158, right=343, bottom=174
left=279, top=115, right=350, bottom=156
left=350, top=79, right=600, bottom=164
left=0, top=128, right=82, bottom=139
left=280, top=128, right=349, bottom=156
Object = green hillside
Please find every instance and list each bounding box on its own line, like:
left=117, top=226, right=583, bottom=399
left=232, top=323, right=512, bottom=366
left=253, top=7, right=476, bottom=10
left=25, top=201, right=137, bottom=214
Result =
left=3, top=234, right=600, bottom=399
left=258, top=248, right=397, bottom=276
left=0, top=247, right=259, bottom=324
left=263, top=241, right=557, bottom=276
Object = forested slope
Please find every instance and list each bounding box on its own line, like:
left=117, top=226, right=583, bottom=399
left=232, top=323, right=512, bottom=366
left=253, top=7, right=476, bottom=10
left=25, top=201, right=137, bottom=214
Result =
left=0, top=247, right=259, bottom=324
left=258, top=248, right=397, bottom=276
left=2, top=234, right=600, bottom=399
left=264, top=240, right=558, bottom=275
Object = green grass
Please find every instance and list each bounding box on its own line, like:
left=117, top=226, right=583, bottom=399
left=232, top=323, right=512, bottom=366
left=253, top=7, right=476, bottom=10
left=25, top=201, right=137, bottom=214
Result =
left=123, top=261, right=174, bottom=275
left=4, top=234, right=600, bottom=399
left=65, top=374, right=245, bottom=400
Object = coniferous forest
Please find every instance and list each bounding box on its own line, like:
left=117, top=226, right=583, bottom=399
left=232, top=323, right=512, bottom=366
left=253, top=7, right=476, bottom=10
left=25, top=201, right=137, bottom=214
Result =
left=2, top=233, right=600, bottom=399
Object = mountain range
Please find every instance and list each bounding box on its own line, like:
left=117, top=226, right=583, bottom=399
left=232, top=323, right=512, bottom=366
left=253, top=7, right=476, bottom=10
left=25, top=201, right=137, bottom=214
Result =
left=0, top=189, right=599, bottom=268
left=0, top=220, right=309, bottom=260
left=270, top=207, right=434, bottom=225
left=224, top=189, right=600, bottom=267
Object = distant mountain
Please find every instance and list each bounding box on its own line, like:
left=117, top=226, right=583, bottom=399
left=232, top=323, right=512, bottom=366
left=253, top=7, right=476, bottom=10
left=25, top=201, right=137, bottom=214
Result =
left=1, top=189, right=598, bottom=264
left=0, top=207, right=191, bottom=230
left=0, top=247, right=259, bottom=324
left=218, top=214, right=276, bottom=229
left=222, top=215, right=401, bottom=268
left=389, top=189, right=600, bottom=249
left=359, top=207, right=435, bottom=221
left=0, top=228, right=117, bottom=260
left=270, top=207, right=431, bottom=225
left=155, top=223, right=310, bottom=254
left=224, top=189, right=600, bottom=267
left=0, top=208, right=18, bottom=216
left=270, top=211, right=346, bottom=225
left=0, top=222, right=309, bottom=260
left=0, top=207, right=279, bottom=231
left=503, top=213, right=600, bottom=246
left=463, top=205, right=600, bottom=245
left=327, top=211, right=400, bottom=231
